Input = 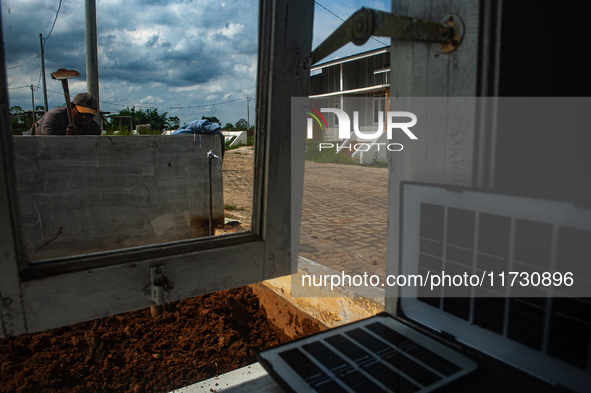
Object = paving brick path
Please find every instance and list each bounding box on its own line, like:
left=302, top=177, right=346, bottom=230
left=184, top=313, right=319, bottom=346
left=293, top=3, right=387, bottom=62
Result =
left=299, top=161, right=388, bottom=277
left=222, top=147, right=254, bottom=229
left=223, top=147, right=388, bottom=277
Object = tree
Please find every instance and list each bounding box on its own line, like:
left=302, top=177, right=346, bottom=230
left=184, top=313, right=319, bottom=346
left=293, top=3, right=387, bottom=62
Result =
left=145, top=108, right=169, bottom=131
left=224, top=123, right=235, bottom=130
left=10, top=105, right=24, bottom=115
left=10, top=106, right=27, bottom=134
left=9, top=105, right=45, bottom=135
left=107, top=107, right=174, bottom=133
left=201, top=115, right=221, bottom=124
left=234, top=118, right=248, bottom=130
left=168, top=116, right=180, bottom=130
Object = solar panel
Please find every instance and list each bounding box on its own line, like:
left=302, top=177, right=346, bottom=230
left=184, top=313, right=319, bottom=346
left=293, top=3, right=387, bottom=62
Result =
left=257, top=315, right=478, bottom=393
left=398, top=182, right=591, bottom=393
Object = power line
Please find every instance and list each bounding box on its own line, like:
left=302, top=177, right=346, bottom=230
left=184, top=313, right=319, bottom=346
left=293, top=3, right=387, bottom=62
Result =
left=167, top=97, right=249, bottom=109
left=8, top=85, right=33, bottom=91
left=45, top=0, right=63, bottom=42
left=100, top=96, right=253, bottom=111
left=314, top=1, right=388, bottom=46
left=33, top=0, right=64, bottom=110
left=315, top=1, right=345, bottom=22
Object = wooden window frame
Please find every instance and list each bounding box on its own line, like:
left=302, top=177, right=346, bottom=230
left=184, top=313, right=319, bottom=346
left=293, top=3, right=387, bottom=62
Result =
left=0, top=0, right=314, bottom=336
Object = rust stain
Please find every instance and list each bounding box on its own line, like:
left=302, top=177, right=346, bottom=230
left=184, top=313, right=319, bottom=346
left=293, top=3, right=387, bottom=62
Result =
left=34, top=226, right=63, bottom=254
left=188, top=216, right=209, bottom=237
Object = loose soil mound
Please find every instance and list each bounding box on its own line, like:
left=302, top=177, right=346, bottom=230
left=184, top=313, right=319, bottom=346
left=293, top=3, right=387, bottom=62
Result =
left=0, top=286, right=320, bottom=393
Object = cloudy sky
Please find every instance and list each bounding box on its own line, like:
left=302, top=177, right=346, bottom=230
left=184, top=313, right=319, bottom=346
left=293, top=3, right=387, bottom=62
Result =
left=1, top=0, right=389, bottom=126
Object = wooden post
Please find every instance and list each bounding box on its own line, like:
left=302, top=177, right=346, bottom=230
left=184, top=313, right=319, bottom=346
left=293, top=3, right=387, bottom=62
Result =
left=150, top=305, right=165, bottom=317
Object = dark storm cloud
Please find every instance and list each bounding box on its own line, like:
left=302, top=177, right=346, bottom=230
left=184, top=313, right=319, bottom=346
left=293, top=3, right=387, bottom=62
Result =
left=2, top=0, right=386, bottom=124
left=2, top=0, right=258, bottom=116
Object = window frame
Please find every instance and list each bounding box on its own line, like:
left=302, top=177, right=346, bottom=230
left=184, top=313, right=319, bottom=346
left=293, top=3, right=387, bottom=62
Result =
left=0, top=0, right=314, bottom=336
left=333, top=100, right=340, bottom=127
left=373, top=95, right=385, bottom=125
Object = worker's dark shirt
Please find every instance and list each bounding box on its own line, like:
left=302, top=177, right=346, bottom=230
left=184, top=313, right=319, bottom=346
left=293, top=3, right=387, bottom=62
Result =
left=31, top=106, right=101, bottom=135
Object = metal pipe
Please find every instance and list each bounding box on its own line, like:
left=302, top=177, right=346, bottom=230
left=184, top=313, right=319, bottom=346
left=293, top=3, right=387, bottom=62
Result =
left=207, top=150, right=219, bottom=236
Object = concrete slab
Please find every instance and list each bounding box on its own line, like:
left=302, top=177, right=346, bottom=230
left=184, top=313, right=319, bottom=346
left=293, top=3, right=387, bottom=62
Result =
left=222, top=131, right=248, bottom=146
left=14, top=135, right=224, bottom=261
left=168, top=363, right=282, bottom=393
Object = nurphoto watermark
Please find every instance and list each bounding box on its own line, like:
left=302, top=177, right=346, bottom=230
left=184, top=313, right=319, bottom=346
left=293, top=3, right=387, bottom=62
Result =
left=300, top=97, right=419, bottom=155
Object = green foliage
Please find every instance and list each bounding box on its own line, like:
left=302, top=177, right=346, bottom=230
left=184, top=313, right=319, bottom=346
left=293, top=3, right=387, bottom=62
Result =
left=365, top=158, right=388, bottom=168
left=107, top=107, right=177, bottom=133
left=9, top=105, right=43, bottom=135
left=201, top=116, right=221, bottom=124
left=225, top=136, right=242, bottom=151
left=305, top=140, right=359, bottom=165
left=168, top=116, right=180, bottom=130
left=224, top=123, right=235, bottom=130
left=234, top=118, right=248, bottom=130
left=10, top=106, right=27, bottom=134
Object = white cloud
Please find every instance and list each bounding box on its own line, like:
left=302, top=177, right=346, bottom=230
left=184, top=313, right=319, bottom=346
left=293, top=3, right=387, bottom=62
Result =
left=2, top=0, right=384, bottom=125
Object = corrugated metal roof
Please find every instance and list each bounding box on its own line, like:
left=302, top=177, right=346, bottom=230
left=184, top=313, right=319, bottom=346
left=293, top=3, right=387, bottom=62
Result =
left=310, top=46, right=390, bottom=71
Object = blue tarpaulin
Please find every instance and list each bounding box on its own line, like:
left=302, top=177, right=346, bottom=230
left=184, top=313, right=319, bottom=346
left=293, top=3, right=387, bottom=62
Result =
left=172, top=119, right=225, bottom=159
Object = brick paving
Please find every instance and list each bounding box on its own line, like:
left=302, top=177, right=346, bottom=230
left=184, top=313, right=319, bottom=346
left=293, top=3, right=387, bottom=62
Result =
left=299, top=162, right=388, bottom=277
left=222, top=147, right=254, bottom=230
left=223, top=147, right=388, bottom=277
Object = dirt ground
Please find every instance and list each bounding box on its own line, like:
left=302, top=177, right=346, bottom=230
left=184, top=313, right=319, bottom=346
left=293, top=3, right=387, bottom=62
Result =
left=0, top=286, right=323, bottom=393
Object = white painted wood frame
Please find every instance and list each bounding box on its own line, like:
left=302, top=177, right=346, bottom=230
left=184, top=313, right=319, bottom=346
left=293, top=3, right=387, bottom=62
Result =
left=385, top=0, right=498, bottom=315
left=0, top=0, right=314, bottom=336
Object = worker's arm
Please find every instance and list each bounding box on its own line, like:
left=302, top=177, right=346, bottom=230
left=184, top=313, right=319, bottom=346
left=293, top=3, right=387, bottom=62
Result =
left=65, top=124, right=79, bottom=135
left=38, top=110, right=71, bottom=135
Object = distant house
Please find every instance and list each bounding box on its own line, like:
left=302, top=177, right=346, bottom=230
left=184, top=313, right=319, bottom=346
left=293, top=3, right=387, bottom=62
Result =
left=309, top=46, right=391, bottom=163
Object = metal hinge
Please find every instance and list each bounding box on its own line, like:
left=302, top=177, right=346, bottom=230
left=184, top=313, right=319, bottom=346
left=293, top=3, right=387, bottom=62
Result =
left=303, top=8, right=464, bottom=68
left=142, top=265, right=173, bottom=306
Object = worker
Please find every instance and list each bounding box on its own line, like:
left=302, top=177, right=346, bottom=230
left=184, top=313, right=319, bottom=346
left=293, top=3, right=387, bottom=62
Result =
left=31, top=93, right=101, bottom=135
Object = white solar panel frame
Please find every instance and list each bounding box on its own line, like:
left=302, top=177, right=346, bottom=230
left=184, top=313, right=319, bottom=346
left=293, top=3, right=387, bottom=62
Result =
left=398, top=182, right=591, bottom=392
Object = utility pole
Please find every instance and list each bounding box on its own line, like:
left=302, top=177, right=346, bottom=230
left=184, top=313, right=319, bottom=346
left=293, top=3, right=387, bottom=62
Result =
left=85, top=0, right=100, bottom=127
left=246, top=95, right=250, bottom=131
left=30, top=85, right=35, bottom=129
left=39, top=34, right=48, bottom=113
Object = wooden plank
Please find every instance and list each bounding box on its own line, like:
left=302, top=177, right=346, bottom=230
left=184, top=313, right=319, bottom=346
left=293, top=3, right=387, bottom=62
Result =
left=444, top=1, right=480, bottom=185
left=259, top=0, right=314, bottom=279
left=0, top=20, right=27, bottom=336
left=386, top=0, right=484, bottom=315
left=0, top=126, right=27, bottom=337
left=21, top=240, right=265, bottom=333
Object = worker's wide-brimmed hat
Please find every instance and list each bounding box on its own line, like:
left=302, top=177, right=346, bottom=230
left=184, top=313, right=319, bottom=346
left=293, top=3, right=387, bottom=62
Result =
left=73, top=93, right=97, bottom=116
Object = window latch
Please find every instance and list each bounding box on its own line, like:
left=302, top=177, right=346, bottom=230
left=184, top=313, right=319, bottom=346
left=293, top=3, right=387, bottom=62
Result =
left=303, top=7, right=464, bottom=68
left=142, top=265, right=173, bottom=306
